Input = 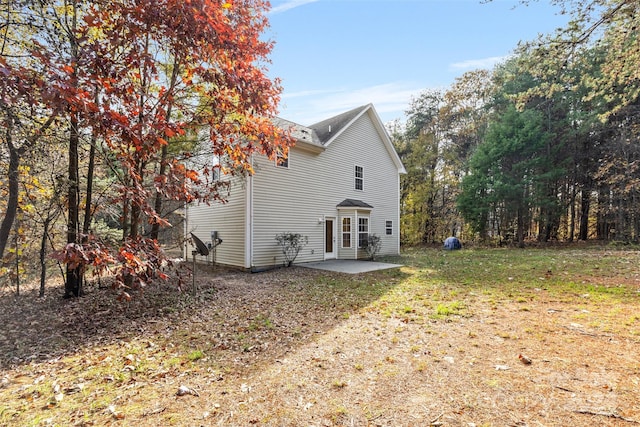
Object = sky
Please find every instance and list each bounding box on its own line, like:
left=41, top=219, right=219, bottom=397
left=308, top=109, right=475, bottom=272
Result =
left=264, top=0, right=572, bottom=125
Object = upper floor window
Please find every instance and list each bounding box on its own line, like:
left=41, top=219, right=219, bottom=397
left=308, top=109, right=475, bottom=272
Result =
left=276, top=147, right=289, bottom=168
left=212, top=154, right=226, bottom=181
left=355, top=165, right=363, bottom=190
left=386, top=220, right=393, bottom=236
left=212, top=165, right=221, bottom=182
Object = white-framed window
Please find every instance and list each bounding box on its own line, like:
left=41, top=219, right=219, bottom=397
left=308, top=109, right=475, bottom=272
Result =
left=211, top=154, right=223, bottom=181
left=276, top=147, right=289, bottom=168
left=212, top=165, right=221, bottom=182
left=386, top=220, right=393, bottom=236
left=342, top=217, right=351, bottom=248
left=358, top=217, right=369, bottom=248
left=355, top=165, right=363, bottom=190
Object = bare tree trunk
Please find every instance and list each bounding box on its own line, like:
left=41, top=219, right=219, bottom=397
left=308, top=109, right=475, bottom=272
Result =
left=517, top=207, right=525, bottom=248
left=0, top=99, right=57, bottom=260
left=14, top=216, right=20, bottom=296
left=82, top=133, right=97, bottom=235
left=596, top=187, right=611, bottom=240
left=150, top=144, right=168, bottom=241
left=63, top=2, right=82, bottom=298
left=579, top=189, right=590, bottom=241
left=569, top=181, right=576, bottom=242
left=122, top=191, right=130, bottom=241
left=150, top=59, right=180, bottom=241
left=0, top=125, right=20, bottom=259
left=130, top=202, right=141, bottom=239
left=65, top=112, right=82, bottom=298
left=39, top=217, right=51, bottom=298
left=129, top=161, right=144, bottom=240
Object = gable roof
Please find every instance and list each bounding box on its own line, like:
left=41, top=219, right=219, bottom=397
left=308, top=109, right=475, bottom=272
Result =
left=310, top=104, right=406, bottom=174
left=271, top=117, right=324, bottom=153
left=309, top=105, right=368, bottom=145
left=273, top=104, right=406, bottom=174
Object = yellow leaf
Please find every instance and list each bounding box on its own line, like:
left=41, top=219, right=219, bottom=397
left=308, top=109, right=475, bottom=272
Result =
left=222, top=2, right=232, bottom=8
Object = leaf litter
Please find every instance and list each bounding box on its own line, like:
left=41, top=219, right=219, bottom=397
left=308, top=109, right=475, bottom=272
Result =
left=0, top=249, right=639, bottom=426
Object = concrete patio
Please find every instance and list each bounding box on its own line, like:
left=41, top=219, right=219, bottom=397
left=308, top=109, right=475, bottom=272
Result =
left=298, top=259, right=403, bottom=274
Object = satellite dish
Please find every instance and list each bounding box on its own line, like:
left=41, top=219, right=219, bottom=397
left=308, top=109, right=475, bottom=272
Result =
left=190, top=232, right=210, bottom=256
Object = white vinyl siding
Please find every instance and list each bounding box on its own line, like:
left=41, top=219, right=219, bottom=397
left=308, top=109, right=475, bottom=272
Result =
left=185, top=174, right=247, bottom=268
left=251, top=147, right=326, bottom=267
left=332, top=113, right=401, bottom=259
left=254, top=111, right=401, bottom=265
left=187, top=107, right=403, bottom=268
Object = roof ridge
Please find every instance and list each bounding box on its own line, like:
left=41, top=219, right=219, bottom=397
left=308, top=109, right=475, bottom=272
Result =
left=308, top=104, right=370, bottom=144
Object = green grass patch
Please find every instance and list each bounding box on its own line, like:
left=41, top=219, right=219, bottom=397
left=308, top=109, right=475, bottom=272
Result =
left=187, top=349, right=205, bottom=361
left=433, top=301, right=465, bottom=318
left=394, top=247, right=639, bottom=303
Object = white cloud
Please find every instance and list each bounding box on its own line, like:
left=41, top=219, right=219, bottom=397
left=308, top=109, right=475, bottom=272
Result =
left=278, top=82, right=423, bottom=125
left=269, top=0, right=320, bottom=14
left=449, top=55, right=509, bottom=71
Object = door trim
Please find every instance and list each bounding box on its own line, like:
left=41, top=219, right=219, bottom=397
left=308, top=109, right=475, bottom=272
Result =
left=324, top=217, right=337, bottom=260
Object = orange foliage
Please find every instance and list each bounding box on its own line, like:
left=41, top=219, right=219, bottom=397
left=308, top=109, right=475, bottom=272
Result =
left=5, top=0, right=293, bottom=295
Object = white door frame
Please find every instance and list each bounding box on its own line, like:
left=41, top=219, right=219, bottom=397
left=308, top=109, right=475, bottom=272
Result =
left=324, top=216, right=337, bottom=260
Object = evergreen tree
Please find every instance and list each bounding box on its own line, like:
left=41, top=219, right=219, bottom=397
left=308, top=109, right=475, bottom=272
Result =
left=459, top=105, right=550, bottom=246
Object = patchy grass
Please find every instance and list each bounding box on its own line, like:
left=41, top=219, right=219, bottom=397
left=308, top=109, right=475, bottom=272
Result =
left=1, top=247, right=639, bottom=426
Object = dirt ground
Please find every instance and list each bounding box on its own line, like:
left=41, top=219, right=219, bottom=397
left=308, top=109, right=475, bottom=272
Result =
left=0, top=254, right=639, bottom=426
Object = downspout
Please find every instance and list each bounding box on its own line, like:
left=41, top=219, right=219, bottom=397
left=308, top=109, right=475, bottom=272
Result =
left=183, top=202, right=188, bottom=259
left=247, top=155, right=254, bottom=269
left=397, top=172, right=401, bottom=255
left=354, top=210, right=358, bottom=260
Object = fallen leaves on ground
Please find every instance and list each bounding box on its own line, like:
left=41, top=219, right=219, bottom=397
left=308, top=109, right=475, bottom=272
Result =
left=0, top=249, right=639, bottom=426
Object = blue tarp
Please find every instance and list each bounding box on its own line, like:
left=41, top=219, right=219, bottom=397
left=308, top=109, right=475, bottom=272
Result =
left=443, top=236, right=462, bottom=250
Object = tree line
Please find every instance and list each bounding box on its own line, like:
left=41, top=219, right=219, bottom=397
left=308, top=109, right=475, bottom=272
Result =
left=393, top=0, right=640, bottom=247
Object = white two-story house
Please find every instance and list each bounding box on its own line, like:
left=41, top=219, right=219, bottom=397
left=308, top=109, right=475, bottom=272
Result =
left=185, top=103, right=406, bottom=270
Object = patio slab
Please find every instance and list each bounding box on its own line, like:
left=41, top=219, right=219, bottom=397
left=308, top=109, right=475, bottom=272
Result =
left=298, top=259, right=402, bottom=274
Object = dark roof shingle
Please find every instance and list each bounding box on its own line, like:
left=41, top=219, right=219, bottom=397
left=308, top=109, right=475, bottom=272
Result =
left=337, top=198, right=374, bottom=209
left=309, top=105, right=369, bottom=144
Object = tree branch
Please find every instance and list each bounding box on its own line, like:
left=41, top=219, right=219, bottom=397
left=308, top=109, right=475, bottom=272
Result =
left=574, top=409, right=639, bottom=424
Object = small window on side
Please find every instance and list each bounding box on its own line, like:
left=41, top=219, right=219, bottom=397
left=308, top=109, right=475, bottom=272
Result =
left=385, top=220, right=393, bottom=236
left=210, top=155, right=220, bottom=181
